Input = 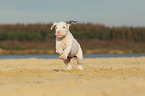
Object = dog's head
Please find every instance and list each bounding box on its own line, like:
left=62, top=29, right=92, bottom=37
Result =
left=51, top=20, right=77, bottom=37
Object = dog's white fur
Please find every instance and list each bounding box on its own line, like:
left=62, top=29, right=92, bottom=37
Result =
left=51, top=22, right=83, bottom=70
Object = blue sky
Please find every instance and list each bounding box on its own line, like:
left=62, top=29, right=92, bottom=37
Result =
left=0, top=0, right=145, bottom=26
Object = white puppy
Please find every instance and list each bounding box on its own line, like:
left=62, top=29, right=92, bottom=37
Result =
left=51, top=20, right=83, bottom=70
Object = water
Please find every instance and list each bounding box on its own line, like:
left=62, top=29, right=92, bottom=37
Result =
left=0, top=54, right=145, bottom=59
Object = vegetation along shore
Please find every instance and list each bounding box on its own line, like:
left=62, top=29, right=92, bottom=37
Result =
left=0, top=23, right=145, bottom=54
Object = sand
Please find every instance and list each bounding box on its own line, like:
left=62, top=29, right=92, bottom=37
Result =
left=0, top=57, right=145, bottom=96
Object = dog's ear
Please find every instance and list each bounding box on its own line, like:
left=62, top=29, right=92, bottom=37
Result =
left=50, top=22, right=57, bottom=30
left=66, top=20, right=78, bottom=24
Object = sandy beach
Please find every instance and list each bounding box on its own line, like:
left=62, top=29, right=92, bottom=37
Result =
left=0, top=57, right=145, bottom=96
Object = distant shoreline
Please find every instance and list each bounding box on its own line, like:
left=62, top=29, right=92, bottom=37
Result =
left=1, top=48, right=145, bottom=55
left=0, top=54, right=145, bottom=59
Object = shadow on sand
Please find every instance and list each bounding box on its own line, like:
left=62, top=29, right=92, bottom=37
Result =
left=53, top=69, right=66, bottom=72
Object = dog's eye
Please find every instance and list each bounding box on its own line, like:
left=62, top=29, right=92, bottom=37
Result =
left=63, top=26, right=65, bottom=28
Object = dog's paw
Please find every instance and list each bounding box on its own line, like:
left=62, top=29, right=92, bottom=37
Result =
left=78, top=65, right=83, bottom=70
left=56, top=49, right=63, bottom=55
left=59, top=54, right=67, bottom=60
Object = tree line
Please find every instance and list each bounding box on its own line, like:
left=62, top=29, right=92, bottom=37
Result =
left=0, top=23, right=145, bottom=42
left=0, top=23, right=145, bottom=54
